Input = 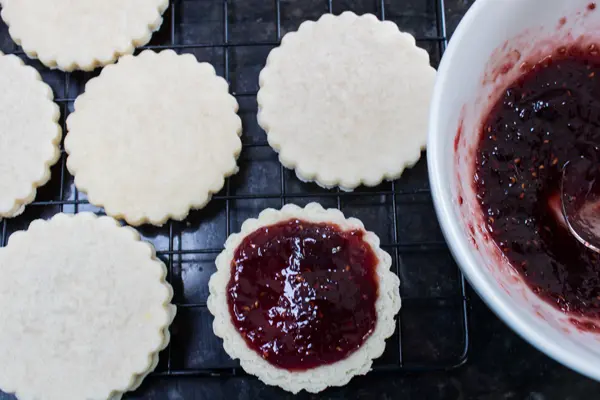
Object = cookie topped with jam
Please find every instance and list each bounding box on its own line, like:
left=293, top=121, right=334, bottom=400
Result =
left=208, top=203, right=401, bottom=393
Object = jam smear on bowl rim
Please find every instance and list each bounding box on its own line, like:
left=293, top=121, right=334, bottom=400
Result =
left=475, top=44, right=600, bottom=320
left=226, top=218, right=379, bottom=371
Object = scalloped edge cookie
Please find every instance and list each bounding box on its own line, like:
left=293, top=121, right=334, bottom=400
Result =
left=0, top=0, right=169, bottom=71
left=0, top=212, right=176, bottom=400
left=208, top=202, right=401, bottom=393
left=65, top=50, right=242, bottom=226
left=257, top=12, right=436, bottom=191
left=0, top=51, right=61, bottom=218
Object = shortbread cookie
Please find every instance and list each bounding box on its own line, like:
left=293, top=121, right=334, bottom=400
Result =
left=65, top=50, right=242, bottom=226
left=208, top=202, right=401, bottom=393
left=0, top=0, right=169, bottom=71
left=0, top=52, right=61, bottom=218
left=257, top=12, right=436, bottom=191
left=0, top=212, right=176, bottom=400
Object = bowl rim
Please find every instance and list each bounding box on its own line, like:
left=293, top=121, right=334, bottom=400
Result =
left=427, top=0, right=600, bottom=382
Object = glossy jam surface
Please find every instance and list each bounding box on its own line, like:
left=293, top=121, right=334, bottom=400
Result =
left=476, top=47, right=600, bottom=318
left=227, top=219, right=379, bottom=371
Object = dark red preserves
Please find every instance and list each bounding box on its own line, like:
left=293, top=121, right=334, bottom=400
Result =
left=227, top=218, right=379, bottom=371
left=476, top=45, right=600, bottom=318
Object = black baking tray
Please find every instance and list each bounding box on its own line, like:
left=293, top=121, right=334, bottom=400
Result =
left=0, top=0, right=468, bottom=397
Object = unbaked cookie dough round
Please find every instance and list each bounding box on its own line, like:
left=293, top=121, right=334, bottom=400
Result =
left=0, top=0, right=169, bottom=71
left=257, top=12, right=436, bottom=191
left=0, top=52, right=61, bottom=218
left=0, top=212, right=176, bottom=400
left=65, top=50, right=242, bottom=226
left=208, top=202, right=401, bottom=393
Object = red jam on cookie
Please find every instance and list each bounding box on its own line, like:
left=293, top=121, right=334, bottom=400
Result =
left=227, top=219, right=379, bottom=371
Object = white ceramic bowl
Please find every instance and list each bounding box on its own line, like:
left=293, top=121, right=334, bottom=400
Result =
left=428, top=0, right=600, bottom=381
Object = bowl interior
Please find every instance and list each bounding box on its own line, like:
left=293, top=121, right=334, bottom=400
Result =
left=429, top=0, right=600, bottom=381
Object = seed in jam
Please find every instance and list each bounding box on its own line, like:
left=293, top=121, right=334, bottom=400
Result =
left=227, top=219, right=379, bottom=371
left=476, top=46, right=600, bottom=319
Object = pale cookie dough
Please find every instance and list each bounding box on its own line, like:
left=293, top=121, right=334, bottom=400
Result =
left=0, top=52, right=61, bottom=218
left=257, top=12, right=436, bottom=191
left=65, top=50, right=242, bottom=226
left=0, top=212, right=176, bottom=400
left=208, top=202, right=401, bottom=393
left=0, top=0, right=169, bottom=71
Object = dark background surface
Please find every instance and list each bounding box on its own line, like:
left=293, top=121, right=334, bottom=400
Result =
left=1, top=0, right=600, bottom=399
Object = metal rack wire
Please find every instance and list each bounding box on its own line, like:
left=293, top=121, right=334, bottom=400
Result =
left=0, top=0, right=469, bottom=385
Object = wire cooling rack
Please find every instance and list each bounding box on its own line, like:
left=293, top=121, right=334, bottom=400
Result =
left=0, top=0, right=469, bottom=386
